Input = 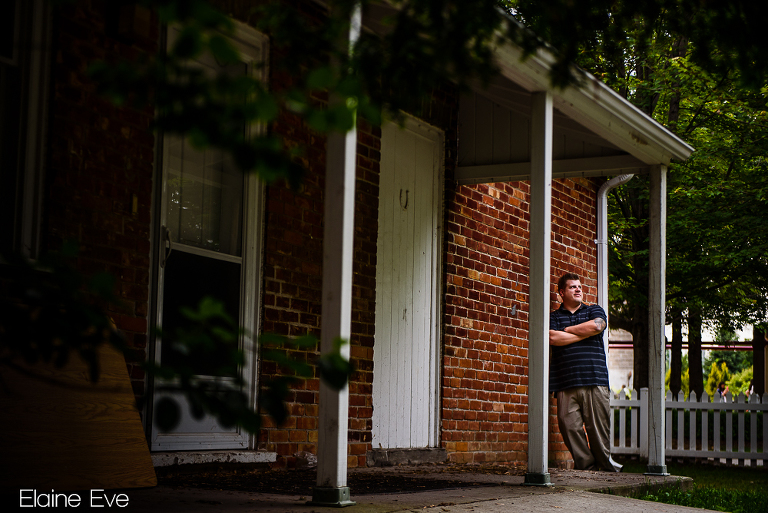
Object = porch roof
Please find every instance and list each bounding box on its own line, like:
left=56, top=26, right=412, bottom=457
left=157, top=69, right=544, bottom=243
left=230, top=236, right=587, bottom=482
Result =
left=457, top=27, right=693, bottom=184
left=492, top=36, right=693, bottom=164
left=361, top=2, right=693, bottom=179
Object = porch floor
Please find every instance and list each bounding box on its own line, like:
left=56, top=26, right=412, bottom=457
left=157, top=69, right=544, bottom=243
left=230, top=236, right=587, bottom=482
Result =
left=122, top=462, right=703, bottom=512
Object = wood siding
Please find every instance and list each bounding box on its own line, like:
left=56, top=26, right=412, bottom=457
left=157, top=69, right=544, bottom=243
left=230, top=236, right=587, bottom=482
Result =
left=373, top=119, right=442, bottom=449
left=458, top=89, right=625, bottom=168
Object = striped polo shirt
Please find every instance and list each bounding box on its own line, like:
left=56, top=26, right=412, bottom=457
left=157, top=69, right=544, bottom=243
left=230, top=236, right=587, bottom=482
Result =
left=549, top=302, right=609, bottom=394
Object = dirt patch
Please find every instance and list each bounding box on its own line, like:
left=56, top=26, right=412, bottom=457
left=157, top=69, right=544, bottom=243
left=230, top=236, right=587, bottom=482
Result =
left=157, top=463, right=527, bottom=495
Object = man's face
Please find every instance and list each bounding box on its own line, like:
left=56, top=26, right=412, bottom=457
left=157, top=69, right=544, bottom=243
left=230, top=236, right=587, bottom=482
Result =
left=560, top=279, right=583, bottom=306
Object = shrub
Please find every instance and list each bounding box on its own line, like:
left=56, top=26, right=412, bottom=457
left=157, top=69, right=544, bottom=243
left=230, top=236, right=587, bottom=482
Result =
left=729, top=366, right=754, bottom=397
left=705, top=362, right=731, bottom=399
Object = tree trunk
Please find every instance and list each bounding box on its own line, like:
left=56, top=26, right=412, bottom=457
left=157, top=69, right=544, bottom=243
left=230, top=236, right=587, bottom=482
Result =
left=752, top=327, right=766, bottom=396
left=636, top=64, right=660, bottom=116
left=688, top=308, right=704, bottom=397
left=669, top=312, right=683, bottom=395
left=632, top=305, right=649, bottom=391
left=666, top=37, right=688, bottom=134
left=629, top=186, right=650, bottom=391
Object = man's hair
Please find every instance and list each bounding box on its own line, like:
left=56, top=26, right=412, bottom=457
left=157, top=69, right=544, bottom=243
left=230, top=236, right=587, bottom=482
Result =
left=558, top=272, right=580, bottom=293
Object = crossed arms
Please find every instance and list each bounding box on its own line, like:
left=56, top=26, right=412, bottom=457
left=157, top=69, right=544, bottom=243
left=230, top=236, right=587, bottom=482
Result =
left=549, top=317, right=607, bottom=347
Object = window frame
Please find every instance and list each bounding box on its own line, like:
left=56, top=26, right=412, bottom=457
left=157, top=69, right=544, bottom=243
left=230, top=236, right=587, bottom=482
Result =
left=0, top=0, right=53, bottom=260
left=148, top=20, right=269, bottom=451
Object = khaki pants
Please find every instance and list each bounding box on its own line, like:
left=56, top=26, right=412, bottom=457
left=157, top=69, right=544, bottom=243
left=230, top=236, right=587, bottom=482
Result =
left=557, top=386, right=619, bottom=471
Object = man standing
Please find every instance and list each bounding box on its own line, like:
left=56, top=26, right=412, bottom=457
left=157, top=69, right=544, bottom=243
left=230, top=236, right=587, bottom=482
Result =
left=549, top=272, right=621, bottom=472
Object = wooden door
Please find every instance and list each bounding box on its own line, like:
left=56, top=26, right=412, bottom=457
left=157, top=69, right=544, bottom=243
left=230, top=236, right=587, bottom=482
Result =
left=372, top=118, right=442, bottom=449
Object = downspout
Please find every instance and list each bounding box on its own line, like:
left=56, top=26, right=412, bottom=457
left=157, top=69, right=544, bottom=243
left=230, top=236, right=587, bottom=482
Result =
left=596, top=174, right=635, bottom=358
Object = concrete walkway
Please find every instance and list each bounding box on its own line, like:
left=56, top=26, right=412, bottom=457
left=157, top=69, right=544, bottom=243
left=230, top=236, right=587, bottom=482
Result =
left=121, top=466, right=717, bottom=513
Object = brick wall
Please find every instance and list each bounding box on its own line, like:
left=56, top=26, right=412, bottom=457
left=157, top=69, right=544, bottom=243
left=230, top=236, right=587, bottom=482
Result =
left=47, top=2, right=158, bottom=404
left=42, top=0, right=605, bottom=470
left=257, top=30, right=327, bottom=463
left=442, top=182, right=531, bottom=465
left=255, top=0, right=381, bottom=465
left=257, top=114, right=381, bottom=468
left=258, top=35, right=460, bottom=464
left=348, top=117, right=381, bottom=467
left=442, top=177, right=601, bottom=467
left=551, top=177, right=600, bottom=299
left=257, top=54, right=603, bottom=469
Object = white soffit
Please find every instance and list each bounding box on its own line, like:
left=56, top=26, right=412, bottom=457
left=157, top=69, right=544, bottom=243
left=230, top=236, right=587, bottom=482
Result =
left=492, top=40, right=694, bottom=166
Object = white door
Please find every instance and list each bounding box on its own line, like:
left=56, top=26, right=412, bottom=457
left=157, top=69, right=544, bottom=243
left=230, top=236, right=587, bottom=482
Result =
left=372, top=118, right=442, bottom=449
left=150, top=24, right=267, bottom=451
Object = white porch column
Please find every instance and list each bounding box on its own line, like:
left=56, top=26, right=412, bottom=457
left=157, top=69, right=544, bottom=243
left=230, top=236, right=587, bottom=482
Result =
left=311, top=3, right=361, bottom=507
left=524, top=91, right=553, bottom=486
left=646, top=164, right=668, bottom=475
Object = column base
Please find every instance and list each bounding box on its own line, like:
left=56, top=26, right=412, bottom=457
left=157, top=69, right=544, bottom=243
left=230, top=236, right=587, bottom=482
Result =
left=523, top=472, right=553, bottom=486
left=644, top=465, right=669, bottom=476
left=307, top=487, right=356, bottom=507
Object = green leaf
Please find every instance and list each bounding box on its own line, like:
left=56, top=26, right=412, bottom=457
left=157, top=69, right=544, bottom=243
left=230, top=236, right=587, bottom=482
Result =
left=189, top=393, right=206, bottom=420
left=155, top=397, right=182, bottom=432
left=307, top=66, right=335, bottom=90
left=306, top=109, right=329, bottom=132
left=88, top=272, right=115, bottom=299
left=318, top=353, right=354, bottom=391
left=208, top=35, right=240, bottom=65
left=172, top=26, right=203, bottom=59
left=254, top=93, right=279, bottom=122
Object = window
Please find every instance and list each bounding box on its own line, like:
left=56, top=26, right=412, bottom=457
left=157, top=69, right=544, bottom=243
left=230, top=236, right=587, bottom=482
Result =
left=150, top=21, right=268, bottom=451
left=0, top=0, right=52, bottom=259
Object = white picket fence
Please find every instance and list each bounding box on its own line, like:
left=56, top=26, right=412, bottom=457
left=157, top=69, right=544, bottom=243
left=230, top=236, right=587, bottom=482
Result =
left=610, top=388, right=768, bottom=466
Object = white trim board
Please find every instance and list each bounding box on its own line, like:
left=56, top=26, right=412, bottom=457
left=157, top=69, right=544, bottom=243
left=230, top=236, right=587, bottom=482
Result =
left=456, top=154, right=647, bottom=185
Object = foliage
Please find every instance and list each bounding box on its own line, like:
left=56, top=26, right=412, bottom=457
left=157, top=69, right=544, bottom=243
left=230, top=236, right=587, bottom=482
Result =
left=728, top=366, right=753, bottom=397
left=259, top=333, right=354, bottom=427
left=504, top=0, right=768, bottom=92
left=350, top=0, right=505, bottom=117
left=148, top=296, right=257, bottom=432
left=0, top=242, right=354, bottom=434
left=703, top=349, right=753, bottom=395
left=666, top=77, right=768, bottom=331
left=663, top=61, right=768, bottom=322
left=0, top=243, right=124, bottom=384
left=665, top=366, right=689, bottom=397
left=89, top=0, right=308, bottom=189
left=149, top=303, right=354, bottom=433
left=80, top=0, right=529, bottom=433
left=510, top=0, right=768, bottom=388
left=89, top=0, right=511, bottom=190
left=705, top=362, right=731, bottom=399
left=25, top=0, right=768, bottom=434
left=704, top=350, right=753, bottom=380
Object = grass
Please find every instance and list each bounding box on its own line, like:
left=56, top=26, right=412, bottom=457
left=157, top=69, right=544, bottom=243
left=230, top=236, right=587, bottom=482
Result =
left=617, top=460, right=768, bottom=512
left=635, top=486, right=768, bottom=513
